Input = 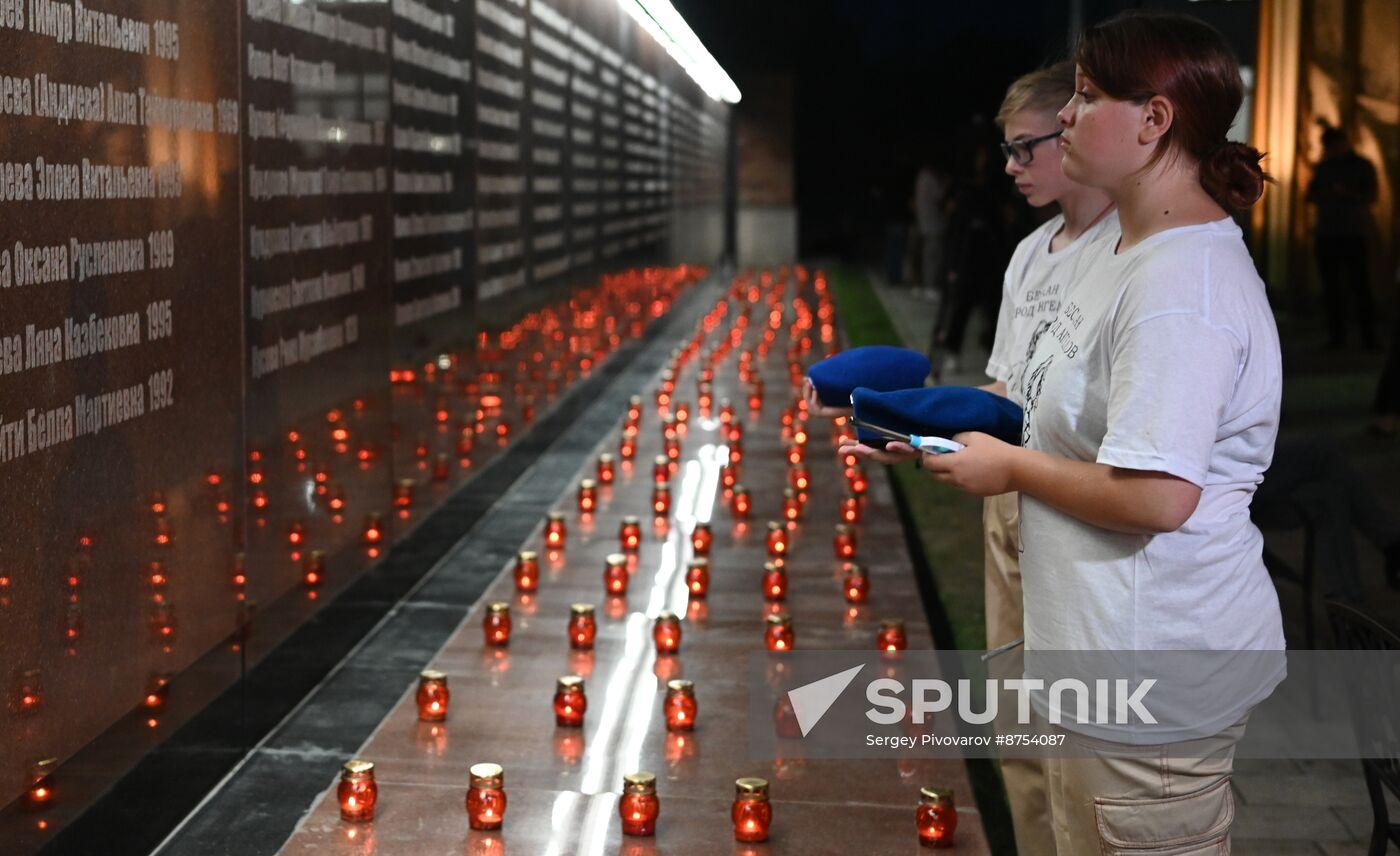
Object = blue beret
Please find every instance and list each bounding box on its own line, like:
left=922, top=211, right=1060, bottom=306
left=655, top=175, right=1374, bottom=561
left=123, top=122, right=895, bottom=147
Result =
left=851, top=386, right=1024, bottom=446
left=807, top=346, right=930, bottom=406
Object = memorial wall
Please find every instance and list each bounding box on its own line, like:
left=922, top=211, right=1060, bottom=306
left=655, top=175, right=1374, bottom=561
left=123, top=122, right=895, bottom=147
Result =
left=0, top=0, right=728, bottom=822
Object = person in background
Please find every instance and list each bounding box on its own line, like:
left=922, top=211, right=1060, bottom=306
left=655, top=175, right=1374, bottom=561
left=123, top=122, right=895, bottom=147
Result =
left=847, top=12, right=1284, bottom=851
left=1307, top=123, right=1379, bottom=350
left=914, top=158, right=950, bottom=298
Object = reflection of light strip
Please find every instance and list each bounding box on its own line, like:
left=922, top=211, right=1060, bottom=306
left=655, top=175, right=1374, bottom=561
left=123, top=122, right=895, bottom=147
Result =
left=578, top=792, right=620, bottom=856
left=615, top=0, right=742, bottom=103
left=541, top=791, right=583, bottom=856
left=617, top=672, right=658, bottom=777
left=579, top=612, right=647, bottom=795
left=644, top=538, right=679, bottom=617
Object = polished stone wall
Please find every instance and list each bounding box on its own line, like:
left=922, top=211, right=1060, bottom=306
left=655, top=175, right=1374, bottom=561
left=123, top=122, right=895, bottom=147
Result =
left=0, top=0, right=727, bottom=817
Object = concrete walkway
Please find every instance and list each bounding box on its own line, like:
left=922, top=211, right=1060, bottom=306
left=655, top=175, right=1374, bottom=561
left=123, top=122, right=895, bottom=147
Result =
left=870, top=271, right=1398, bottom=856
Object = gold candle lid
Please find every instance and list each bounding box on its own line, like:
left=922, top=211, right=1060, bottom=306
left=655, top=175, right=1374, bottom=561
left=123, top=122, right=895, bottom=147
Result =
left=622, top=515, right=640, bottom=526
left=547, top=511, right=565, bottom=522
left=557, top=675, right=585, bottom=692
left=599, top=452, right=615, bottom=462
left=767, top=521, right=783, bottom=532
left=570, top=603, right=595, bottom=617
left=836, top=523, right=853, bottom=534
left=628, top=395, right=642, bottom=405
left=693, top=521, right=711, bottom=532
left=518, top=550, right=537, bottom=562
left=397, top=477, right=415, bottom=489
left=654, top=483, right=670, bottom=493
left=783, top=488, right=797, bottom=499
left=764, top=561, right=786, bottom=574
left=687, top=558, right=709, bottom=569
left=419, top=669, right=446, bottom=683
left=606, top=553, right=627, bottom=567
left=579, top=478, right=596, bottom=490
left=844, top=562, right=867, bottom=577
left=654, top=455, right=669, bottom=466
left=32, top=758, right=57, bottom=775
left=487, top=602, right=510, bottom=614
left=880, top=617, right=905, bottom=630
left=622, top=771, right=656, bottom=794
left=735, top=777, right=769, bottom=799
left=341, top=759, right=375, bottom=779
left=766, top=612, right=792, bottom=627
left=733, top=485, right=749, bottom=495
left=470, top=762, right=504, bottom=788
left=920, top=786, right=954, bottom=804
left=666, top=679, right=694, bottom=696
left=655, top=610, right=679, bottom=624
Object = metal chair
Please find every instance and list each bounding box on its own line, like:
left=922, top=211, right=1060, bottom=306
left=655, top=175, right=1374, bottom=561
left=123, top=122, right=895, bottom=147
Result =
left=1325, top=600, right=1400, bottom=855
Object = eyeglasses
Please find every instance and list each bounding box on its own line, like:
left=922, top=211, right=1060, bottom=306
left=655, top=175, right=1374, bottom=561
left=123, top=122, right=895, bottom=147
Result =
left=999, top=130, right=1063, bottom=166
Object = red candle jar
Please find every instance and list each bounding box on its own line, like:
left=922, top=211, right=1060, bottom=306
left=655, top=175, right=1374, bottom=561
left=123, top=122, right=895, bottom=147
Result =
left=416, top=670, right=450, bottom=722
left=627, top=395, right=643, bottom=424
left=765, top=522, right=788, bottom=558
left=878, top=618, right=908, bottom=652
left=726, top=419, right=744, bottom=444
left=619, top=772, right=659, bottom=836
left=843, top=563, right=870, bottom=604
left=653, top=610, right=682, bottom=654
left=917, top=787, right=957, bottom=848
left=765, top=613, right=794, bottom=651
left=786, top=443, right=804, bottom=466
left=841, top=494, right=861, bottom=523
left=393, top=478, right=415, bottom=509
left=596, top=452, right=615, bottom=484
left=748, top=385, right=764, bottom=411
left=303, top=550, right=326, bottom=587
left=338, top=759, right=378, bottom=822
left=674, top=402, right=690, bottom=424
left=721, top=461, right=739, bottom=488
left=730, top=486, right=751, bottom=518
left=789, top=465, right=811, bottom=493
left=362, top=513, right=384, bottom=546
left=661, top=416, right=678, bottom=441
left=652, top=483, right=671, bottom=517
left=834, top=524, right=857, bottom=559
left=483, top=602, right=511, bottom=646
left=619, top=434, right=637, bottom=459
left=466, top=763, right=507, bottom=830
left=664, top=437, right=681, bottom=462
left=782, top=489, right=802, bottom=522
left=653, top=454, right=670, bottom=485
left=762, top=562, right=788, bottom=601
left=22, top=758, right=56, bottom=811
left=577, top=479, right=597, bottom=513
left=690, top=522, right=712, bottom=556
left=719, top=399, right=735, bottom=424
left=568, top=603, right=597, bottom=649
left=664, top=679, right=697, bottom=732
left=732, top=777, right=772, bottom=842
left=545, top=512, right=567, bottom=550
left=604, top=553, right=629, bottom=595
left=848, top=466, right=869, bottom=495
left=684, top=558, right=710, bottom=597
left=433, top=452, right=451, bottom=482
left=514, top=550, right=539, bottom=592
left=554, top=675, right=586, bottom=726
left=595, top=497, right=632, bottom=535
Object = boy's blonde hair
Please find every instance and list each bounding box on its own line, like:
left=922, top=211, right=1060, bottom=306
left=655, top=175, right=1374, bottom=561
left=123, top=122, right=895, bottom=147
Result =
left=996, top=61, right=1076, bottom=128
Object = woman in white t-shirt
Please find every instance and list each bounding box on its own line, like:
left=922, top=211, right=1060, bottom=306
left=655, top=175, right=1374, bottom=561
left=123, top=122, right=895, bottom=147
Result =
left=845, top=12, right=1283, bottom=853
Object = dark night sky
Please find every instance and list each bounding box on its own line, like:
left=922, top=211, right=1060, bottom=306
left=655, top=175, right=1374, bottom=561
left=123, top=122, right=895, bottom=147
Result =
left=671, top=0, right=1260, bottom=258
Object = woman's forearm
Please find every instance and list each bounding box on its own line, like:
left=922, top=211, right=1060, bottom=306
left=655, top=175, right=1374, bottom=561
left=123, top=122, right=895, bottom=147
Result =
left=1006, top=447, right=1201, bottom=535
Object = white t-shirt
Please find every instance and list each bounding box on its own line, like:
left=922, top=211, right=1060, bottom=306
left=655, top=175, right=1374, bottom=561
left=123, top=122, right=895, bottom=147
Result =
left=1017, top=217, right=1285, bottom=733
left=986, top=212, right=1118, bottom=406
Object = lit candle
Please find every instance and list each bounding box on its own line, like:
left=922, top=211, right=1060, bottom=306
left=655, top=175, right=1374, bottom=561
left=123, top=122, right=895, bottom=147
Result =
left=466, top=763, right=507, bottom=830
left=393, top=478, right=415, bottom=509
left=841, top=493, right=861, bottom=523
left=684, top=558, right=710, bottom=597
left=719, top=399, right=735, bottom=424
left=843, top=563, right=870, bottom=604
left=762, top=562, right=788, bottom=601
left=433, top=452, right=451, bottom=482
left=916, top=787, right=957, bottom=848
left=834, top=524, right=857, bottom=559
left=15, top=669, right=42, bottom=716
left=596, top=453, right=615, bottom=485
left=554, top=675, right=586, bottom=727
left=619, top=515, right=642, bottom=551
left=619, top=772, right=659, bottom=836
left=303, top=550, right=326, bottom=587
left=653, top=610, right=682, bottom=655
left=604, top=553, right=629, bottom=595
left=664, top=679, right=697, bottom=731
left=789, top=465, right=811, bottom=493
left=732, top=777, right=772, bottom=842
left=730, top=486, right=751, bottom=518
left=514, top=550, right=539, bottom=592
left=338, top=760, right=378, bottom=822
left=878, top=618, right=908, bottom=652
left=661, top=416, right=678, bottom=441
left=483, top=602, right=511, bottom=647
left=786, top=443, right=804, bottom=466
left=652, top=455, right=670, bottom=485
left=619, top=434, right=637, bottom=459
left=848, top=466, right=869, bottom=496
left=627, top=395, right=643, bottom=424
left=416, top=670, right=450, bottom=722
left=764, top=613, right=794, bottom=652
left=721, top=461, right=739, bottom=488
left=782, top=489, right=802, bottom=522
left=664, top=437, right=681, bottom=462
left=577, top=479, right=597, bottom=513
left=690, top=522, right=712, bottom=556
left=727, top=419, right=745, bottom=444
left=765, top=522, right=788, bottom=558
left=23, top=758, right=57, bottom=811
left=652, top=483, right=671, bottom=517
left=544, top=512, right=567, bottom=550
left=362, top=513, right=384, bottom=546
left=568, top=603, right=597, bottom=650
left=674, top=402, right=690, bottom=424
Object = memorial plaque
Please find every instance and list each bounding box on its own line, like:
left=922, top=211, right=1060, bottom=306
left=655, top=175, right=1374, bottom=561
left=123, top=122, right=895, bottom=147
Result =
left=474, top=0, right=529, bottom=305
left=240, top=0, right=394, bottom=609
left=526, top=0, right=573, bottom=292
left=0, top=0, right=242, bottom=809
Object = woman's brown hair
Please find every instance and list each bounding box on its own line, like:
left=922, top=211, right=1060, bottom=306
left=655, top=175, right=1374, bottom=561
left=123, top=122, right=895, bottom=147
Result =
left=1075, top=11, right=1269, bottom=211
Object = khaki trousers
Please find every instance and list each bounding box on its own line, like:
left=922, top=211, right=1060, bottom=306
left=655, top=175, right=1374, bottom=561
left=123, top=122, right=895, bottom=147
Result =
left=984, top=492, right=1055, bottom=856
left=1043, top=717, right=1246, bottom=855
